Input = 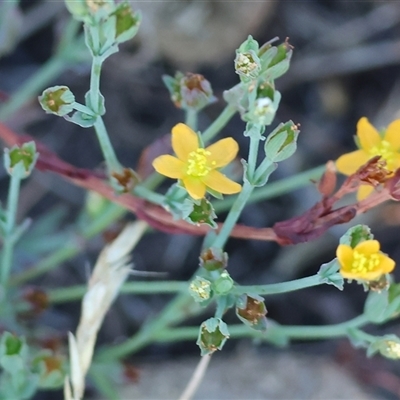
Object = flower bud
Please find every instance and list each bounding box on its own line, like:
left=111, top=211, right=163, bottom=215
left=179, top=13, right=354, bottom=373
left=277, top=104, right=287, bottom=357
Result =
left=264, top=120, right=299, bottom=161
left=39, top=86, right=75, bottom=117
left=111, top=2, right=141, bottom=44
left=213, top=271, right=234, bottom=295
left=0, top=332, right=28, bottom=372
left=236, top=294, right=267, bottom=331
left=111, top=168, right=140, bottom=193
left=163, top=72, right=216, bottom=111
left=196, top=318, right=230, bottom=356
left=367, top=335, right=400, bottom=359
left=189, top=276, right=212, bottom=303
left=234, top=51, right=261, bottom=81
left=199, top=247, right=228, bottom=271
left=4, top=141, right=38, bottom=179
left=33, top=352, right=65, bottom=389
left=182, top=198, right=217, bottom=229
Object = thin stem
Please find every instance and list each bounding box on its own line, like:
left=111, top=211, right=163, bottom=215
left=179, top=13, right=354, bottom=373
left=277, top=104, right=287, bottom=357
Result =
left=202, top=105, right=236, bottom=142
left=10, top=202, right=126, bottom=285
left=185, top=109, right=198, bottom=131
left=154, top=314, right=370, bottom=343
left=231, top=274, right=328, bottom=296
left=178, top=355, right=212, bottom=400
left=1, top=174, right=21, bottom=287
left=247, top=135, right=260, bottom=180
left=212, top=181, right=254, bottom=249
left=213, top=164, right=326, bottom=213
left=96, top=292, right=202, bottom=361
left=93, top=116, right=122, bottom=175
left=133, top=185, right=165, bottom=205
left=0, top=57, right=65, bottom=121
left=47, top=281, right=187, bottom=303
left=90, top=56, right=102, bottom=114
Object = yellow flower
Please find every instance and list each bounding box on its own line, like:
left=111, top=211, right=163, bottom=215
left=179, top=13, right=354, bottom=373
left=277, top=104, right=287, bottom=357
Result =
left=152, top=123, right=242, bottom=200
left=336, top=240, right=395, bottom=281
left=336, top=117, right=400, bottom=200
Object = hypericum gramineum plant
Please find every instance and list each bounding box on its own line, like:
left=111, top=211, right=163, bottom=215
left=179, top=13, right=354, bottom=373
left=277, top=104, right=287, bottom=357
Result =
left=0, top=1, right=400, bottom=399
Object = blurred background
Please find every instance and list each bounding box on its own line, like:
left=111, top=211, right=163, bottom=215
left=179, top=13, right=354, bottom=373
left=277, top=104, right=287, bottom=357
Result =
left=1, top=0, right=400, bottom=399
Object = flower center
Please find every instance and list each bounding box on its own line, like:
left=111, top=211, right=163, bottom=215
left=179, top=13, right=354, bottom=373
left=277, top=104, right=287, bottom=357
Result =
left=186, top=148, right=212, bottom=177
left=369, top=140, right=396, bottom=170
left=351, top=250, right=381, bottom=273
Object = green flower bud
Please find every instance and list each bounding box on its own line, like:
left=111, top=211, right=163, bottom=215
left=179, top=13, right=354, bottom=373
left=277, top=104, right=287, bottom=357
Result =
left=0, top=332, right=28, bottom=373
left=196, top=318, right=230, bottom=356
left=234, top=51, right=261, bottom=81
left=367, top=335, right=400, bottom=359
left=236, top=294, right=267, bottom=331
left=32, top=351, right=65, bottom=389
left=4, top=141, right=38, bottom=179
left=199, top=247, right=228, bottom=271
left=213, top=271, right=234, bottom=295
left=244, top=90, right=281, bottom=126
left=111, top=2, right=141, bottom=44
left=189, top=276, right=212, bottom=303
left=64, top=0, right=89, bottom=21
left=264, top=120, right=299, bottom=161
left=163, top=72, right=216, bottom=112
left=181, top=198, right=217, bottom=229
left=339, top=224, right=374, bottom=248
left=39, top=86, right=75, bottom=117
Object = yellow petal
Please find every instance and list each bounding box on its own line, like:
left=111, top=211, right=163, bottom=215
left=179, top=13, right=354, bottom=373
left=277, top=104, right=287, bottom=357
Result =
left=384, top=119, right=400, bottom=150
left=379, top=254, right=396, bottom=274
left=171, top=123, right=199, bottom=161
left=388, top=153, right=400, bottom=171
left=202, top=170, right=242, bottom=194
left=152, top=155, right=185, bottom=179
left=182, top=177, right=206, bottom=199
left=355, top=240, right=380, bottom=255
left=336, top=244, right=353, bottom=267
left=205, top=138, right=239, bottom=168
left=357, top=185, right=374, bottom=201
left=340, top=269, right=382, bottom=281
left=336, top=150, right=370, bottom=175
left=357, top=117, right=381, bottom=151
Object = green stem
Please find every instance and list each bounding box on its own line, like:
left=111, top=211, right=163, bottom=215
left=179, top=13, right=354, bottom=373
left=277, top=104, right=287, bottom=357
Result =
left=0, top=18, right=85, bottom=121
left=153, top=315, right=370, bottom=343
left=10, top=203, right=126, bottom=286
left=202, top=105, right=236, bottom=142
left=133, top=185, right=165, bottom=205
left=213, top=164, right=326, bottom=213
left=231, top=274, right=329, bottom=296
left=247, top=135, right=260, bottom=180
left=47, top=281, right=187, bottom=303
left=90, top=56, right=102, bottom=114
left=0, top=57, right=65, bottom=121
left=1, top=174, right=21, bottom=287
left=212, top=181, right=254, bottom=249
left=185, top=109, right=198, bottom=131
left=93, top=116, right=122, bottom=175
left=96, top=292, right=202, bottom=361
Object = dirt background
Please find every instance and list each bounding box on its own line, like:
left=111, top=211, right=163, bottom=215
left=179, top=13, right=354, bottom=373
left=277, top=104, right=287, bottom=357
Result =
left=1, top=1, right=400, bottom=399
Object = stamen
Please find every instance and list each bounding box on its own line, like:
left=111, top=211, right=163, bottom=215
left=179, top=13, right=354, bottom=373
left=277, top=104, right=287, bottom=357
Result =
left=186, top=148, right=212, bottom=177
left=369, top=140, right=396, bottom=169
left=351, top=250, right=381, bottom=273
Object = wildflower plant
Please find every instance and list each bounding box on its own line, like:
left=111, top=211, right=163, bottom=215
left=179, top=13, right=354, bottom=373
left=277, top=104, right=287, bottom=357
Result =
left=0, top=1, right=400, bottom=399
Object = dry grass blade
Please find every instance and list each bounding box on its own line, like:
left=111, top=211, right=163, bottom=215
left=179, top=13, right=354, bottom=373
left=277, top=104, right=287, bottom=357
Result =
left=64, top=220, right=148, bottom=400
